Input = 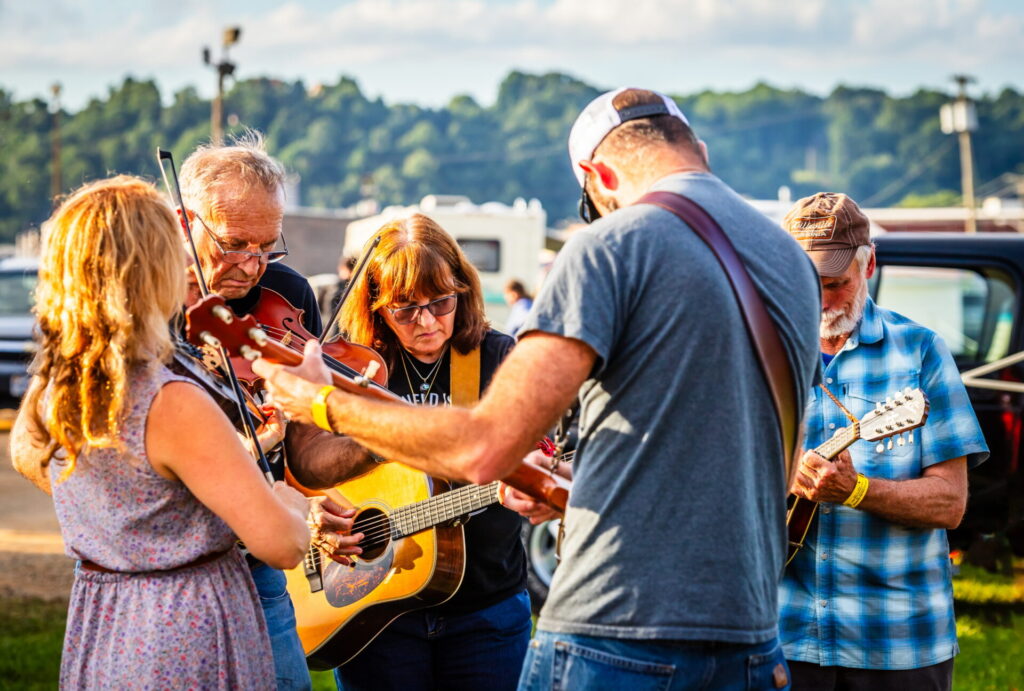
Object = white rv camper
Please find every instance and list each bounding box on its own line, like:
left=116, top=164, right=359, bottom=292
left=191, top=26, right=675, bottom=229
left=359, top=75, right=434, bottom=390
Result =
left=343, top=195, right=546, bottom=329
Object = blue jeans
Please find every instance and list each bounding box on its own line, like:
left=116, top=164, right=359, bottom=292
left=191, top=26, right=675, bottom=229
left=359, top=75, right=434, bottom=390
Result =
left=518, top=631, right=790, bottom=691
left=250, top=564, right=312, bottom=691
left=335, top=590, right=532, bottom=691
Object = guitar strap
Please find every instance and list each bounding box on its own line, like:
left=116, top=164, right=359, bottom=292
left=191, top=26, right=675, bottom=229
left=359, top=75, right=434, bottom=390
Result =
left=637, top=191, right=801, bottom=485
left=450, top=345, right=481, bottom=407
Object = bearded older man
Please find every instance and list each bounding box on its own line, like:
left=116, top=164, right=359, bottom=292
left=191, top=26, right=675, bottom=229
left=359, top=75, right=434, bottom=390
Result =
left=779, top=192, right=989, bottom=691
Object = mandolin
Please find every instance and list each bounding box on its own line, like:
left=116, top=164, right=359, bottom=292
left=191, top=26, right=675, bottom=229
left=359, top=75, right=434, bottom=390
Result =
left=786, top=387, right=929, bottom=566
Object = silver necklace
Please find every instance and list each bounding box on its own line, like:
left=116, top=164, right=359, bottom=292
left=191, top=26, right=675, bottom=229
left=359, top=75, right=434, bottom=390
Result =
left=400, top=345, right=448, bottom=394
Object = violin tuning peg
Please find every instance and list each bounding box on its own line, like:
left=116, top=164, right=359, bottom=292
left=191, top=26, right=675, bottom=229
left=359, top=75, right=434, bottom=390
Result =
left=876, top=442, right=885, bottom=454
left=240, top=344, right=261, bottom=361
left=200, top=331, right=222, bottom=350
left=212, top=305, right=234, bottom=324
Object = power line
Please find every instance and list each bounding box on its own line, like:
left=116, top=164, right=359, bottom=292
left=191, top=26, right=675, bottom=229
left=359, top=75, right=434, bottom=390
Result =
left=861, top=138, right=957, bottom=207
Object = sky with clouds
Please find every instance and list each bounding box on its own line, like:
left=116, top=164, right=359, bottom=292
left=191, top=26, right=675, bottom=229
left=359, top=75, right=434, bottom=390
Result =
left=2, top=0, right=1021, bottom=110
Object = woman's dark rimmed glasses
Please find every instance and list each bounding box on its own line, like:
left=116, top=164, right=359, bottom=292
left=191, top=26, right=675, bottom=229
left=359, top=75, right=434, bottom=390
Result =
left=194, top=213, right=289, bottom=265
left=387, top=295, right=458, bottom=325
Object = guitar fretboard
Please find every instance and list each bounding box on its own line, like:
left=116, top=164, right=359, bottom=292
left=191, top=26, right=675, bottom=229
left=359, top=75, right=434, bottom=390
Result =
left=391, top=483, right=500, bottom=538
left=815, top=423, right=858, bottom=460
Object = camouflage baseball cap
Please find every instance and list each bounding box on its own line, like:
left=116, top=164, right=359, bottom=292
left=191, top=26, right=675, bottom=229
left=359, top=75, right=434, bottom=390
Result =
left=783, top=192, right=870, bottom=277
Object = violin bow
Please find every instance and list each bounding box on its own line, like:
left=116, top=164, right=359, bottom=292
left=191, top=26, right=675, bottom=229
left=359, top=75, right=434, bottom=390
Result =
left=320, top=234, right=380, bottom=344
left=156, top=147, right=276, bottom=484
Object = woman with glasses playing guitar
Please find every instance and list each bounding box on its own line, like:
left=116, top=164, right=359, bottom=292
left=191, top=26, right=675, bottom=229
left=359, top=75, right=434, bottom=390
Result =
left=283, top=213, right=534, bottom=691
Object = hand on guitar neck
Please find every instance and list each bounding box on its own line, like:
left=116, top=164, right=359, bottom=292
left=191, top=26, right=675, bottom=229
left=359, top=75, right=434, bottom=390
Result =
left=500, top=449, right=570, bottom=525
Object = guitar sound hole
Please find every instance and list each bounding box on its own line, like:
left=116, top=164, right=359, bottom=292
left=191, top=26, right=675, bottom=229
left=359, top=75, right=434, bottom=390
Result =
left=353, top=508, right=391, bottom=561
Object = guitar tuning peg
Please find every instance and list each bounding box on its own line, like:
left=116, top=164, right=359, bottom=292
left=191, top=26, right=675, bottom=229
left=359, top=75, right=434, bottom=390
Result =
left=876, top=442, right=885, bottom=453
left=887, top=439, right=894, bottom=450
left=897, top=435, right=906, bottom=447
left=908, top=431, right=914, bottom=445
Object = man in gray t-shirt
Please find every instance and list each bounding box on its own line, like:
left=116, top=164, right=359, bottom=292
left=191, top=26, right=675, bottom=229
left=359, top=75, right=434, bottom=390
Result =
left=252, top=88, right=821, bottom=690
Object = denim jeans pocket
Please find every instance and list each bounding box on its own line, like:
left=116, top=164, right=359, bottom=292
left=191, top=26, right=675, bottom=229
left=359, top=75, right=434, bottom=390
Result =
left=746, top=643, right=789, bottom=691
left=551, top=640, right=674, bottom=691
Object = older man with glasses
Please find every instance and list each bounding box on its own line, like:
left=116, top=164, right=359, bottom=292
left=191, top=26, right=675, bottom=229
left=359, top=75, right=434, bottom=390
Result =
left=178, top=132, right=354, bottom=691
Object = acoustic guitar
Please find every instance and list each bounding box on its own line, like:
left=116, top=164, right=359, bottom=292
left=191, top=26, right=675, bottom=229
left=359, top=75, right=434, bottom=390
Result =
left=785, top=387, right=929, bottom=566
left=185, top=294, right=571, bottom=669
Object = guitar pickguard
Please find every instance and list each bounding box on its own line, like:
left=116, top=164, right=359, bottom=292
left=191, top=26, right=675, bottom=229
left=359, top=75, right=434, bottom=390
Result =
left=323, top=549, right=395, bottom=608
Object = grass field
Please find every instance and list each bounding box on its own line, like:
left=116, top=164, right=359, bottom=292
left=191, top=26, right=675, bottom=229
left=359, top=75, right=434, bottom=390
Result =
left=2, top=565, right=1022, bottom=690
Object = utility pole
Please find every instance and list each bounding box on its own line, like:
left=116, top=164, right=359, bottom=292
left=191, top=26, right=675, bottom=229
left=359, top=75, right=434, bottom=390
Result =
left=50, top=82, right=62, bottom=202
left=940, top=75, right=979, bottom=233
left=203, top=26, right=242, bottom=145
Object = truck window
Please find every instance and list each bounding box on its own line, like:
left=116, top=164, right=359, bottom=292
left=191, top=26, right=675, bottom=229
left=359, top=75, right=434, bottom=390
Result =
left=873, top=265, right=1015, bottom=363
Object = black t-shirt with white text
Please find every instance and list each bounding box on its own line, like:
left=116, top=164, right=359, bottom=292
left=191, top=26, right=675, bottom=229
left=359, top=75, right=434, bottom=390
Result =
left=388, top=330, right=527, bottom=616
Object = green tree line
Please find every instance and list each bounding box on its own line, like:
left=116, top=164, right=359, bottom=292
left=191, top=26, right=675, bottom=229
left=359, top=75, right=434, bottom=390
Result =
left=2, top=71, right=1023, bottom=241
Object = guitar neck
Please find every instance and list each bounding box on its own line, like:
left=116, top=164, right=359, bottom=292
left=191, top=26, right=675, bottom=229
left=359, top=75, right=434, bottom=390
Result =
left=815, top=422, right=859, bottom=460
left=391, top=482, right=500, bottom=538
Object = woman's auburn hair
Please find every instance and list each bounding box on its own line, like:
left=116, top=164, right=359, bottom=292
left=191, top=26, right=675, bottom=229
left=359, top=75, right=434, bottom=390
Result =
left=339, top=213, right=489, bottom=368
left=26, top=175, right=187, bottom=475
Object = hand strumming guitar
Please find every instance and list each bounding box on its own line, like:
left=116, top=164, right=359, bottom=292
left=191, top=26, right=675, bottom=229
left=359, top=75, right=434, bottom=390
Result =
left=306, top=495, right=364, bottom=566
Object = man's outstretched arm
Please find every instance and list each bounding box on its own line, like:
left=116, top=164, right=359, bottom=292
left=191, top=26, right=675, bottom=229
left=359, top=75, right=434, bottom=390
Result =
left=253, top=332, right=596, bottom=485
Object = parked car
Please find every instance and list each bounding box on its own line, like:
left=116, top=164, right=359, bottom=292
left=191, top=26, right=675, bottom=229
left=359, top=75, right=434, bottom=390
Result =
left=0, top=256, right=38, bottom=405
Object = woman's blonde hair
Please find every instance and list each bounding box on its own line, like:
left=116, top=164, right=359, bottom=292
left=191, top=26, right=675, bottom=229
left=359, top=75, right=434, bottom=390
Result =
left=339, top=214, right=489, bottom=369
left=25, top=175, right=187, bottom=474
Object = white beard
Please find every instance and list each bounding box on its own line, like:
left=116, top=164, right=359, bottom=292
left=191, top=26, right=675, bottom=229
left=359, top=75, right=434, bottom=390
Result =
left=820, top=278, right=868, bottom=340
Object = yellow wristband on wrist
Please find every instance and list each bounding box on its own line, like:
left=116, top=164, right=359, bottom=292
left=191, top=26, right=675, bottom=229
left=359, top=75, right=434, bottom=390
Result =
left=311, top=385, right=337, bottom=432
left=843, top=473, right=870, bottom=508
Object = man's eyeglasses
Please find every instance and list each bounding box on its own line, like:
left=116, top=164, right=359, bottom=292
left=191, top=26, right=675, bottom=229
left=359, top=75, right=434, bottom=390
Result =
left=386, top=295, right=458, bottom=325
left=193, top=213, right=289, bottom=265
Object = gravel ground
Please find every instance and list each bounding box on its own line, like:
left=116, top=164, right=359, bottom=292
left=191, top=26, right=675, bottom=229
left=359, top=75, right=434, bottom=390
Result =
left=0, top=428, right=75, bottom=601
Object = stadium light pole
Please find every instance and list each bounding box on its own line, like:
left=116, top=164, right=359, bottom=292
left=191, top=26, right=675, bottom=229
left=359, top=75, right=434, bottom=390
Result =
left=940, top=75, right=979, bottom=233
left=50, top=82, right=62, bottom=203
left=204, top=26, right=242, bottom=145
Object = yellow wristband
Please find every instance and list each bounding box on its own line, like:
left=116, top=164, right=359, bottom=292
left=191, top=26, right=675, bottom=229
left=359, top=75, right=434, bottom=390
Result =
left=311, top=385, right=337, bottom=432
left=843, top=473, right=870, bottom=508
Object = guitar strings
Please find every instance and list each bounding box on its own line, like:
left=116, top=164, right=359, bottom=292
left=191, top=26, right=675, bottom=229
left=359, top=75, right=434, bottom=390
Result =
left=308, top=452, right=576, bottom=547
left=317, top=482, right=511, bottom=550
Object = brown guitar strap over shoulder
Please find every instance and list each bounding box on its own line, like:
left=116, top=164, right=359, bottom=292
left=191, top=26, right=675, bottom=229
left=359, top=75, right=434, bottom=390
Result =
left=637, top=191, right=800, bottom=484
left=450, top=345, right=481, bottom=407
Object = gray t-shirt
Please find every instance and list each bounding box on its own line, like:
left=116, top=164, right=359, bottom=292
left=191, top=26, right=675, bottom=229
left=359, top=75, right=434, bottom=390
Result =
left=521, top=172, right=821, bottom=643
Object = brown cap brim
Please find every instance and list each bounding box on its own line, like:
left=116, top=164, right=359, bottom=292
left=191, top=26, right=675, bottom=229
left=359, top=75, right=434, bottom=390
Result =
left=808, top=247, right=856, bottom=277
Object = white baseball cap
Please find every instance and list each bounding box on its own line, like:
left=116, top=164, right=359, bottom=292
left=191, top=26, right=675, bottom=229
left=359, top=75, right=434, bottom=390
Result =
left=567, top=87, right=690, bottom=187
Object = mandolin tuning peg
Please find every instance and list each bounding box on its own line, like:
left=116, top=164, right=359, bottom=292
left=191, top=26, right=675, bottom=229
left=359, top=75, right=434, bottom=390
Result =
left=876, top=442, right=885, bottom=454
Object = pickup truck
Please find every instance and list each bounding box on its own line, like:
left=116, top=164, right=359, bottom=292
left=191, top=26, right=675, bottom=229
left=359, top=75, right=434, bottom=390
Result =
left=524, top=231, right=1024, bottom=610
left=872, top=232, right=1024, bottom=562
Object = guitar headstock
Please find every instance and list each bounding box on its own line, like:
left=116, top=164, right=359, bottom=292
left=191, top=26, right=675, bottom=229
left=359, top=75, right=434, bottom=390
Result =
left=185, top=294, right=285, bottom=364
left=857, top=387, right=929, bottom=445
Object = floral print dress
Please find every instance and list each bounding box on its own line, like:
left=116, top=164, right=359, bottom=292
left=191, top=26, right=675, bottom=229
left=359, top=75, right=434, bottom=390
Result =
left=49, top=365, right=276, bottom=690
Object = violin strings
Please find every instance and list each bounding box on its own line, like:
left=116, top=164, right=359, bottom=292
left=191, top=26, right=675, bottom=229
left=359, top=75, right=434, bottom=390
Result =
left=253, top=324, right=390, bottom=393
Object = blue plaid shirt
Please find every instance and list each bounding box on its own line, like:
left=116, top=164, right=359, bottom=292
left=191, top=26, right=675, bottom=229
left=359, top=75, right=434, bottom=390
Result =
left=779, top=297, right=988, bottom=670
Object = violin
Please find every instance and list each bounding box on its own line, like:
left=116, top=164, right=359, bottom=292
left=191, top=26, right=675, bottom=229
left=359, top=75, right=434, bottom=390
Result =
left=186, top=293, right=571, bottom=512
left=228, top=287, right=388, bottom=393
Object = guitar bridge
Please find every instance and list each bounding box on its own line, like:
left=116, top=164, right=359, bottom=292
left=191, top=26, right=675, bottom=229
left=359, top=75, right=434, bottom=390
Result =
left=304, top=547, right=323, bottom=593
